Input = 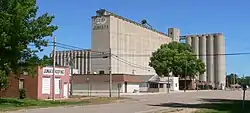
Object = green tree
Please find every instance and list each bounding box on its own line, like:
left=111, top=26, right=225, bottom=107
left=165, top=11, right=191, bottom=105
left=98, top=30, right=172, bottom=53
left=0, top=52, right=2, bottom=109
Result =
left=39, top=55, right=53, bottom=66
left=226, top=73, right=238, bottom=85
left=22, top=55, right=53, bottom=76
left=236, top=75, right=250, bottom=85
left=244, top=76, right=250, bottom=86
left=0, top=0, right=58, bottom=90
left=149, top=42, right=206, bottom=79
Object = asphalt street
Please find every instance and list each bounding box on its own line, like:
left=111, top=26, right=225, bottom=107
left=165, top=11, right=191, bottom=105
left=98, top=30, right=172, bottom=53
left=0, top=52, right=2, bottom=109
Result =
left=10, top=90, right=250, bottom=113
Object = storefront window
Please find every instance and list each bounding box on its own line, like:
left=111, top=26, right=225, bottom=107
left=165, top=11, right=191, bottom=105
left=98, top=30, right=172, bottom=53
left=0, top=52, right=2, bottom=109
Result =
left=19, top=79, right=24, bottom=89
left=160, top=84, right=163, bottom=88
left=149, top=83, right=158, bottom=88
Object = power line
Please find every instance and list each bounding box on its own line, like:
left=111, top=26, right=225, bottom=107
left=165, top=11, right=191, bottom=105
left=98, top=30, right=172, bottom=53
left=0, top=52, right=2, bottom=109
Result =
left=47, top=42, right=153, bottom=70
left=39, top=42, right=250, bottom=67
left=30, top=42, right=250, bottom=71
left=54, top=42, right=84, bottom=50
left=30, top=42, right=250, bottom=57
left=111, top=54, right=153, bottom=70
left=114, top=52, right=250, bottom=57
left=111, top=56, right=153, bottom=71
left=50, top=42, right=109, bottom=54
left=54, top=42, right=250, bottom=57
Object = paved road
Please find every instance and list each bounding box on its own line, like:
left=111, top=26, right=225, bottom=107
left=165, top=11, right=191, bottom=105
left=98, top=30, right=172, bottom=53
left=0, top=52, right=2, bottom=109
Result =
left=10, top=90, right=250, bottom=113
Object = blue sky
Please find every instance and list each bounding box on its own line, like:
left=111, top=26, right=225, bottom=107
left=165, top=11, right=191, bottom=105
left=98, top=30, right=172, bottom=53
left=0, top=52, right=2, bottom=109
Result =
left=36, top=0, right=250, bottom=76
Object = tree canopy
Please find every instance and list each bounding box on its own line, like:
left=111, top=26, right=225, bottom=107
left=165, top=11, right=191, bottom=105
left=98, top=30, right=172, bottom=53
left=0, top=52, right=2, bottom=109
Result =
left=0, top=0, right=57, bottom=89
left=149, top=42, right=206, bottom=78
left=226, top=73, right=250, bottom=86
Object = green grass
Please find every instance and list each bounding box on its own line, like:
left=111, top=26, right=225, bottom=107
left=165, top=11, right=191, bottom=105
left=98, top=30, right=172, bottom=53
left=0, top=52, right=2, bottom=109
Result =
left=192, top=99, right=250, bottom=113
left=0, top=97, right=123, bottom=111
left=148, top=98, right=250, bottom=113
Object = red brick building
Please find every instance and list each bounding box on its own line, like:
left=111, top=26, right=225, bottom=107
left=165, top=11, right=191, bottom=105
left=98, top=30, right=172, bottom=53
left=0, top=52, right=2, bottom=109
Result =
left=0, top=66, right=70, bottom=100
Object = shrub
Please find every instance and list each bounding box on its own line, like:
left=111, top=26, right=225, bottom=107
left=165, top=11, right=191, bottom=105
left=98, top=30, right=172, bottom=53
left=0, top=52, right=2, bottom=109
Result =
left=19, top=88, right=26, bottom=99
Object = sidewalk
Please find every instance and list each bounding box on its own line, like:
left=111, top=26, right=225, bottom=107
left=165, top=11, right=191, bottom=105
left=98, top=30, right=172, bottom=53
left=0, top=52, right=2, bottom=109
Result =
left=73, top=90, right=216, bottom=97
left=120, top=90, right=213, bottom=96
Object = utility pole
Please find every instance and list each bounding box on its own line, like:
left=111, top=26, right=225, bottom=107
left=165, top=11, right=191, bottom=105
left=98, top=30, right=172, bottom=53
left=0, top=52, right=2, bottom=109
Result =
left=226, top=77, right=229, bottom=88
left=69, top=57, right=73, bottom=96
left=52, top=36, right=56, bottom=101
left=243, top=74, right=245, bottom=84
left=109, top=48, right=112, bottom=97
left=167, top=75, right=170, bottom=93
left=184, top=60, right=187, bottom=92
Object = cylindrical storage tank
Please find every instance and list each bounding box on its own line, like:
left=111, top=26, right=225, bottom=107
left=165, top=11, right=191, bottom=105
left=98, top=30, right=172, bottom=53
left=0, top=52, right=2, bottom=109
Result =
left=214, top=33, right=226, bottom=90
left=55, top=52, right=59, bottom=66
left=191, top=36, right=199, bottom=80
left=73, top=51, right=77, bottom=69
left=77, top=51, right=81, bottom=73
left=199, top=35, right=207, bottom=82
left=66, top=51, right=70, bottom=66
left=191, top=36, right=199, bottom=59
left=186, top=36, right=192, bottom=45
left=80, top=50, right=83, bottom=74
left=59, top=52, right=63, bottom=66
left=206, top=34, right=214, bottom=87
left=62, top=51, right=66, bottom=66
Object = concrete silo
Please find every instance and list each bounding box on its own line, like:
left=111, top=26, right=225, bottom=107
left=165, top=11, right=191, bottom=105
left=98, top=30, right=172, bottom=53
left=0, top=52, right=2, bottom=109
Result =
left=199, top=35, right=207, bottom=81
left=191, top=36, right=199, bottom=59
left=186, top=36, right=192, bottom=45
left=206, top=34, right=215, bottom=86
left=185, top=33, right=226, bottom=90
left=214, top=33, right=226, bottom=89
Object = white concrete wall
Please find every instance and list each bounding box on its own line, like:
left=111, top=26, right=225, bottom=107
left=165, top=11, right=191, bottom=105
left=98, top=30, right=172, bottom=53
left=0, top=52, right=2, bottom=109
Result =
left=121, top=83, right=140, bottom=93
left=72, top=82, right=121, bottom=96
left=159, top=77, right=179, bottom=91
left=91, top=16, right=111, bottom=74
left=127, top=83, right=140, bottom=93
left=172, top=77, right=179, bottom=91
left=109, top=16, right=172, bottom=75
left=72, top=82, right=140, bottom=96
left=139, top=83, right=148, bottom=92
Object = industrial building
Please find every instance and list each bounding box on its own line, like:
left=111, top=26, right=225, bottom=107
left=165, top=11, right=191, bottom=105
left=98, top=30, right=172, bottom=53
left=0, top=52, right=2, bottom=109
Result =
left=185, top=34, right=226, bottom=89
left=54, top=9, right=226, bottom=90
left=91, top=9, right=176, bottom=75
left=90, top=9, right=226, bottom=90
left=54, top=50, right=91, bottom=74
left=71, top=75, right=179, bottom=96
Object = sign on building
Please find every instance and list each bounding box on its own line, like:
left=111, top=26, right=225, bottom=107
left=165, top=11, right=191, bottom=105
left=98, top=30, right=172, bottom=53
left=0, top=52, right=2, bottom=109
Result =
left=93, top=17, right=108, bottom=30
left=43, top=67, right=65, bottom=76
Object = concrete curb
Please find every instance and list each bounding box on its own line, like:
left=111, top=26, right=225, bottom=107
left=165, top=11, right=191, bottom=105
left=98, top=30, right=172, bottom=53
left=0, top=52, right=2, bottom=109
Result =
left=121, top=90, right=216, bottom=96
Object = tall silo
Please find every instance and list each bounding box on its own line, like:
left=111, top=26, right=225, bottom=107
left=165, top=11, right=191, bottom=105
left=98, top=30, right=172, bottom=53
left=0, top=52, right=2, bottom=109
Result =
left=206, top=34, right=214, bottom=86
left=63, top=51, right=66, bottom=66
left=186, top=36, right=192, bottom=45
left=191, top=36, right=200, bottom=80
left=191, top=36, right=199, bottom=59
left=214, top=33, right=226, bottom=89
left=199, top=35, right=207, bottom=81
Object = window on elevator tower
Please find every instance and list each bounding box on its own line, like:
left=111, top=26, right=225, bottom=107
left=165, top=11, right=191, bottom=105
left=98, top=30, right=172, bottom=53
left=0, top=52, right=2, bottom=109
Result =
left=99, top=70, right=105, bottom=74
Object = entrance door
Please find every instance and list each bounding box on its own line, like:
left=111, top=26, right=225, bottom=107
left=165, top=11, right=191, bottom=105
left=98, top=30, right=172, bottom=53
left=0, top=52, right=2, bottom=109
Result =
left=63, top=84, right=68, bottom=98
left=125, top=82, right=127, bottom=93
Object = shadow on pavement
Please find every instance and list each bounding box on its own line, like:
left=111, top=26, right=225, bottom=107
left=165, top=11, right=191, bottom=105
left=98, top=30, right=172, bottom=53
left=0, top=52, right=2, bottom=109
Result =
left=147, top=98, right=250, bottom=113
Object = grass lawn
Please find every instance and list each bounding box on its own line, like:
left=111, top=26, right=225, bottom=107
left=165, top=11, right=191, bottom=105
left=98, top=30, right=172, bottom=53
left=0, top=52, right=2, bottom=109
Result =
left=147, top=98, right=250, bottom=113
left=0, top=97, right=125, bottom=112
left=192, top=99, right=250, bottom=113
